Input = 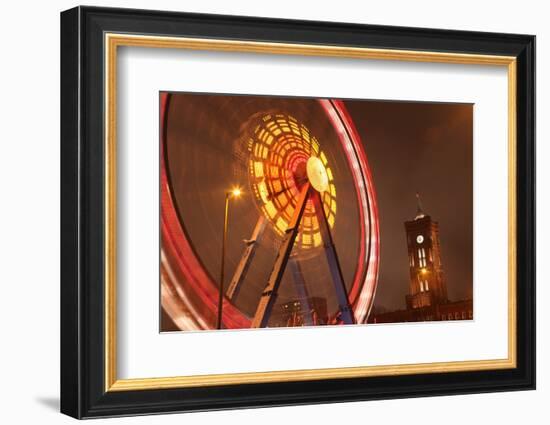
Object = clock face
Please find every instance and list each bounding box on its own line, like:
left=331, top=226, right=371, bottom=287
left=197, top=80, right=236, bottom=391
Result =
left=416, top=235, right=424, bottom=244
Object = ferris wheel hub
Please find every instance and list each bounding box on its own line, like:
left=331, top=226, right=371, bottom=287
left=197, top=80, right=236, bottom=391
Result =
left=307, top=156, right=329, bottom=193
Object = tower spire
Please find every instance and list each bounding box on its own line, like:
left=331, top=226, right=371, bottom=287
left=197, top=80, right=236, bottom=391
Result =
left=415, top=192, right=426, bottom=220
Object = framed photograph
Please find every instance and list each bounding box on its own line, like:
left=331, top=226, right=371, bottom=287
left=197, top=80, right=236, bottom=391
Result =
left=60, top=6, right=535, bottom=419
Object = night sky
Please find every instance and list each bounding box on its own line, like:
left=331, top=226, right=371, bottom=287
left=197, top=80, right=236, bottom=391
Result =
left=345, top=100, right=473, bottom=311
left=164, top=94, right=473, bottom=321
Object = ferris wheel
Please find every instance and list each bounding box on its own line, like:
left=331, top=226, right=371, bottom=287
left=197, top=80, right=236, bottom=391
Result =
left=161, top=93, right=380, bottom=330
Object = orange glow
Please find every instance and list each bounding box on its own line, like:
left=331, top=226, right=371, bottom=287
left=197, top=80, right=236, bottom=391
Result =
left=248, top=114, right=337, bottom=249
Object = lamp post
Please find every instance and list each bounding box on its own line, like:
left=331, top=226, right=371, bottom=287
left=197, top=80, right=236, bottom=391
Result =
left=216, top=187, right=241, bottom=330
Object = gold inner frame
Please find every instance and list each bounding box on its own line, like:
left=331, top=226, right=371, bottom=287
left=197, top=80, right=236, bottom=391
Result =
left=104, top=33, right=517, bottom=392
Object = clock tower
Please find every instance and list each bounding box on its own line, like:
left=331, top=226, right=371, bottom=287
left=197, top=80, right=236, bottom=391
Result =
left=404, top=194, right=447, bottom=309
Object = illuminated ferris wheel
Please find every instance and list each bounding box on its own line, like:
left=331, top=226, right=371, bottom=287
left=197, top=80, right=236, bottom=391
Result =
left=161, top=93, right=380, bottom=330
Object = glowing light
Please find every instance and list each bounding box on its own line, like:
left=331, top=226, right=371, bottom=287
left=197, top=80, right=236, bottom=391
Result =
left=307, top=156, right=329, bottom=192
left=320, top=151, right=328, bottom=165
left=254, top=161, right=264, bottom=177
left=231, top=188, right=242, bottom=197
left=247, top=114, right=337, bottom=248
left=265, top=201, right=277, bottom=218
left=330, top=183, right=336, bottom=197
left=276, top=217, right=287, bottom=233
left=313, top=232, right=322, bottom=246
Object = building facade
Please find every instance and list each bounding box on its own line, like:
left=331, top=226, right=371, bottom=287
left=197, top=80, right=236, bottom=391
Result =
left=405, top=194, right=447, bottom=309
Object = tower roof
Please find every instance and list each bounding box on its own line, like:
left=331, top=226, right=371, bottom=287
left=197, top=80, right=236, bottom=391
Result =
left=415, top=193, right=426, bottom=220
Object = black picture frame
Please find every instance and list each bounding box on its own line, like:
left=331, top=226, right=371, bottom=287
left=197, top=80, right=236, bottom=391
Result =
left=61, top=5, right=535, bottom=419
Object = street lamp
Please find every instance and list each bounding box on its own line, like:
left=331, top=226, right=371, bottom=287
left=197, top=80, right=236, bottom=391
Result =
left=216, top=187, right=242, bottom=330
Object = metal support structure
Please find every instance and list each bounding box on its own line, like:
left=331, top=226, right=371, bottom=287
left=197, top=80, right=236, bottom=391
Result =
left=288, top=258, right=314, bottom=325
left=251, top=183, right=311, bottom=328
left=311, top=190, right=355, bottom=324
left=216, top=193, right=231, bottom=330
left=225, top=216, right=267, bottom=300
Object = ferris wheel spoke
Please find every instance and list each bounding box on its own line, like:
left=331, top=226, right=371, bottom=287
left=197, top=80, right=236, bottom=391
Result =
left=266, top=186, right=293, bottom=201
left=225, top=216, right=267, bottom=301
